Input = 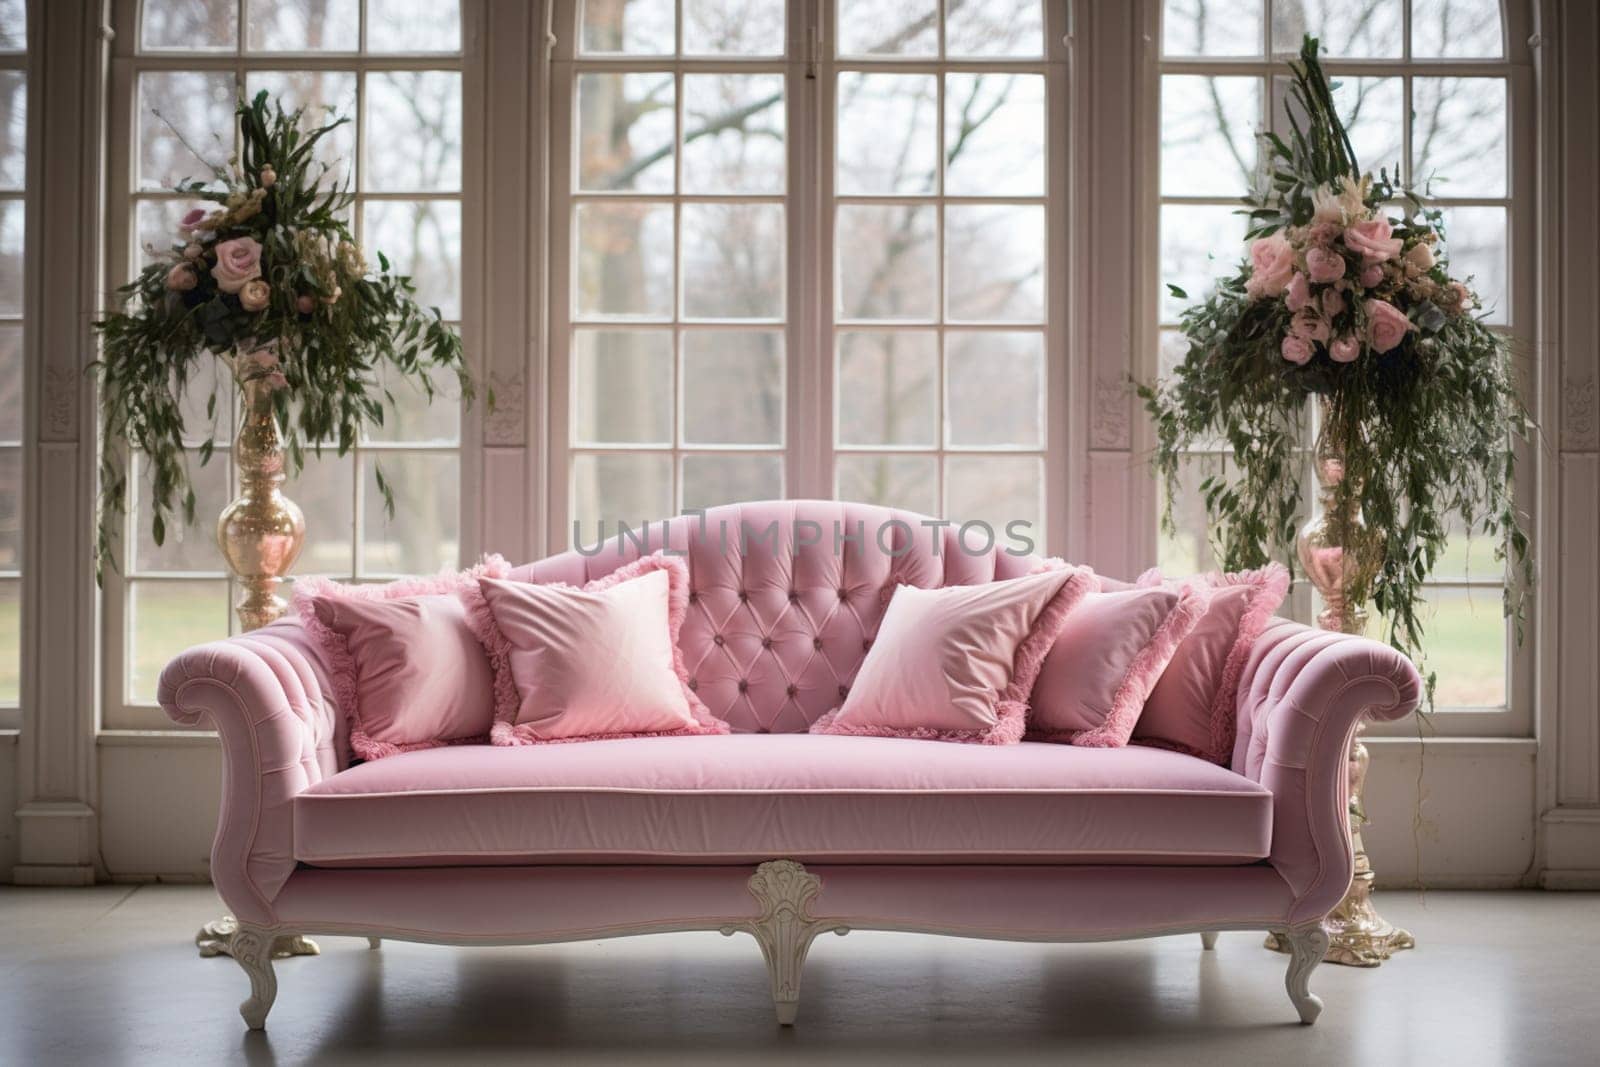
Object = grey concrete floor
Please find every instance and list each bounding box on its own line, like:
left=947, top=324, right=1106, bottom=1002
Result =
left=1, top=885, right=1597, bottom=1066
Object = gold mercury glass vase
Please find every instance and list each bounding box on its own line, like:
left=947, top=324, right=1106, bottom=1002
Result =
left=216, top=345, right=306, bottom=633
left=1265, top=396, right=1416, bottom=967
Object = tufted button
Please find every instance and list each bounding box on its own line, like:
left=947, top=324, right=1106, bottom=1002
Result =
left=812, top=637, right=823, bottom=651
left=785, top=684, right=798, bottom=698
left=863, top=639, right=872, bottom=651
left=739, top=589, right=749, bottom=602
left=837, top=588, right=848, bottom=600
left=738, top=679, right=749, bottom=693
left=687, top=678, right=698, bottom=691
left=837, top=685, right=849, bottom=699
left=757, top=726, right=771, bottom=734
left=713, top=634, right=725, bottom=646
left=688, top=591, right=698, bottom=604
left=761, top=637, right=773, bottom=650
left=788, top=590, right=799, bottom=603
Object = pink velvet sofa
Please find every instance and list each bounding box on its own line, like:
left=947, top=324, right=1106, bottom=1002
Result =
left=159, top=501, right=1421, bottom=1032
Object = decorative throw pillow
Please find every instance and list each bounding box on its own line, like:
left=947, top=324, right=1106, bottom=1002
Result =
left=1027, top=583, right=1211, bottom=747
left=1131, top=563, right=1291, bottom=763
left=467, top=553, right=729, bottom=745
left=295, top=556, right=509, bottom=761
left=810, top=564, right=1094, bottom=745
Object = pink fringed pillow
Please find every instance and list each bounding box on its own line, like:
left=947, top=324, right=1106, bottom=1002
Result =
left=1132, top=563, right=1291, bottom=763
left=467, top=553, right=729, bottom=745
left=1027, top=583, right=1211, bottom=747
left=810, top=564, right=1095, bottom=745
left=294, top=556, right=509, bottom=761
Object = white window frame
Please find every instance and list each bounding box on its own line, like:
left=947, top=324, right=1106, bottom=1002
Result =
left=0, top=5, right=27, bottom=733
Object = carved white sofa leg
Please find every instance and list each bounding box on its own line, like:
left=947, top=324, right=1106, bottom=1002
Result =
left=195, top=915, right=319, bottom=960
left=1275, top=923, right=1331, bottom=1025
left=722, top=860, right=849, bottom=1026
left=230, top=924, right=280, bottom=1030
left=1199, top=931, right=1219, bottom=950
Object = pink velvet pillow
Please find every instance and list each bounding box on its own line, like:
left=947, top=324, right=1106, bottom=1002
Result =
left=467, top=553, right=729, bottom=745
left=810, top=565, right=1094, bottom=745
left=1132, top=563, right=1291, bottom=763
left=295, top=557, right=509, bottom=761
left=1027, top=583, right=1211, bottom=747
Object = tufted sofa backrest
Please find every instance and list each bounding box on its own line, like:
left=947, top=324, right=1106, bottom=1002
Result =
left=509, top=500, right=1042, bottom=733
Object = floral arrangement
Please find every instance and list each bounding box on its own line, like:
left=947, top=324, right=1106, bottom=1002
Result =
left=93, top=91, right=470, bottom=571
left=1139, top=38, right=1532, bottom=693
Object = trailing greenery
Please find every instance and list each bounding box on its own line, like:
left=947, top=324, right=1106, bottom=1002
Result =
left=93, top=91, right=471, bottom=577
left=1138, top=37, right=1533, bottom=700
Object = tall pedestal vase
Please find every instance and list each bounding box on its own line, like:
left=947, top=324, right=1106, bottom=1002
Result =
left=1265, top=398, right=1416, bottom=967
left=197, top=347, right=320, bottom=961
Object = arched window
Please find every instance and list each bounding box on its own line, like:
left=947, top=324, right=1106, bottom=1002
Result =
left=0, top=0, right=24, bottom=727
left=1153, top=0, right=1530, bottom=729
left=106, top=0, right=466, bottom=725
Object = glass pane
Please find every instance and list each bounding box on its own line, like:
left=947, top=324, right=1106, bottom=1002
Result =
left=0, top=71, right=24, bottom=191
left=0, top=447, right=16, bottom=566
left=836, top=454, right=937, bottom=514
left=947, top=0, right=1044, bottom=58
left=837, top=331, right=937, bottom=447
left=1436, top=492, right=1507, bottom=581
left=1413, top=78, right=1507, bottom=198
left=0, top=0, right=21, bottom=51
left=361, top=452, right=458, bottom=574
left=836, top=73, right=937, bottom=196
left=946, top=332, right=1043, bottom=447
left=571, top=452, right=673, bottom=546
left=577, top=72, right=676, bottom=193
left=1157, top=453, right=1229, bottom=575
left=838, top=0, right=937, bottom=57
left=0, top=579, right=16, bottom=704
left=1161, top=75, right=1259, bottom=197
left=363, top=362, right=463, bottom=445
left=574, top=329, right=674, bottom=445
left=141, top=0, right=237, bottom=52
left=287, top=450, right=355, bottom=576
left=129, top=581, right=230, bottom=702
left=0, top=198, right=20, bottom=316
left=1420, top=587, right=1506, bottom=707
left=944, top=455, right=1042, bottom=542
left=1162, top=0, right=1263, bottom=57
left=581, top=0, right=675, bottom=55
left=0, top=324, right=19, bottom=441
left=137, top=71, right=235, bottom=191
left=683, top=0, right=785, bottom=55
left=1438, top=206, right=1507, bottom=325
left=575, top=201, right=674, bottom=319
left=244, top=70, right=357, bottom=189
left=1160, top=203, right=1248, bottom=322
left=945, top=204, right=1045, bottom=322
left=944, top=73, right=1045, bottom=197
left=681, top=203, right=785, bottom=320
left=682, top=330, right=783, bottom=445
left=367, top=0, right=462, bottom=52
left=682, top=74, right=785, bottom=195
left=366, top=72, right=461, bottom=193
left=1158, top=330, right=1226, bottom=450
left=245, top=0, right=359, bottom=52
left=1413, top=0, right=1503, bottom=58
left=175, top=354, right=232, bottom=443
left=135, top=199, right=192, bottom=268
left=1329, top=75, right=1403, bottom=180
left=362, top=199, right=462, bottom=319
left=133, top=450, right=228, bottom=573
left=836, top=203, right=936, bottom=322
left=681, top=454, right=782, bottom=511
left=1271, top=0, right=1401, bottom=58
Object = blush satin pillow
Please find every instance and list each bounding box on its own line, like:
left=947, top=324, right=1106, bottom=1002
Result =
left=1027, top=583, right=1211, bottom=747
left=468, top=553, right=730, bottom=745
left=1132, top=563, right=1291, bottom=763
left=810, top=564, right=1094, bottom=745
left=295, top=557, right=508, bottom=761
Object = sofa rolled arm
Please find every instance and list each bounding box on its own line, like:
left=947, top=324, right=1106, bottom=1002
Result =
left=1232, top=619, right=1422, bottom=925
left=157, top=619, right=342, bottom=923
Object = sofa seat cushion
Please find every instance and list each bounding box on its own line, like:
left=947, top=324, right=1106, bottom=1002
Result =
left=293, top=735, right=1272, bottom=867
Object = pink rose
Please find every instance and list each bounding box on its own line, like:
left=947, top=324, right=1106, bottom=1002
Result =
left=1306, top=247, right=1346, bottom=284
left=1281, top=335, right=1313, bottom=365
left=1359, top=264, right=1384, bottom=288
left=1448, top=281, right=1475, bottom=312
left=1322, top=288, right=1347, bottom=317
left=265, top=371, right=289, bottom=391
left=178, top=207, right=208, bottom=235
left=164, top=263, right=197, bottom=292
left=1364, top=298, right=1411, bottom=353
left=1329, top=335, right=1361, bottom=363
left=1291, top=308, right=1330, bottom=343
left=1344, top=218, right=1402, bottom=265
left=1245, top=234, right=1296, bottom=299
left=1308, top=221, right=1342, bottom=247
left=296, top=294, right=316, bottom=315
left=259, top=165, right=277, bottom=189
left=1285, top=272, right=1311, bottom=312
left=238, top=278, right=271, bottom=312
left=1404, top=242, right=1435, bottom=272
left=182, top=242, right=203, bottom=260
left=210, top=236, right=263, bottom=294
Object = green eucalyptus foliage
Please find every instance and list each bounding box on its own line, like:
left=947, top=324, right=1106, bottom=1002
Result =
left=1137, top=38, right=1533, bottom=701
left=93, top=91, right=472, bottom=579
